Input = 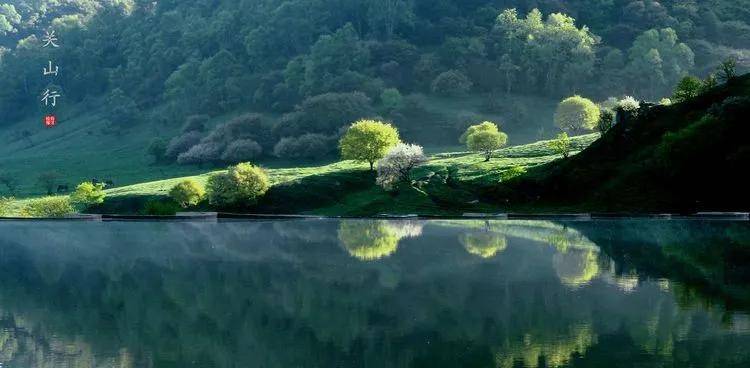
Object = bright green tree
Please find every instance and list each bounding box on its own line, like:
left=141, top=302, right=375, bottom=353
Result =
left=340, top=120, right=401, bottom=170
left=549, top=132, right=572, bottom=158
left=554, top=96, right=600, bottom=133
left=169, top=180, right=206, bottom=208
left=464, top=122, right=508, bottom=161
left=70, top=182, right=106, bottom=208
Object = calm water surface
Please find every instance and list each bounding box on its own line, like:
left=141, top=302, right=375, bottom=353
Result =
left=1, top=219, right=749, bottom=367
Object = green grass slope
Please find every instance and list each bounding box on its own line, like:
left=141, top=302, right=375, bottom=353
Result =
left=491, top=75, right=750, bottom=213
left=82, top=133, right=598, bottom=216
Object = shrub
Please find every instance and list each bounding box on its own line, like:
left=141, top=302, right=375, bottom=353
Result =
left=206, top=163, right=270, bottom=208
left=177, top=142, right=223, bottom=165
left=659, top=98, right=673, bottom=106
left=221, top=139, right=263, bottom=163
left=181, top=114, right=210, bottom=133
left=143, top=200, right=179, bottom=216
left=597, top=109, right=615, bottom=133
left=549, top=132, right=572, bottom=158
left=147, top=138, right=168, bottom=163
left=166, top=131, right=203, bottom=161
left=70, top=182, right=106, bottom=208
left=554, top=95, right=600, bottom=133
left=618, top=96, right=641, bottom=112
left=169, top=180, right=206, bottom=208
left=718, top=58, right=737, bottom=83
left=273, top=134, right=333, bottom=160
left=673, top=76, right=703, bottom=103
left=21, top=196, right=75, bottom=218
left=340, top=120, right=401, bottom=170
left=376, top=143, right=428, bottom=190
left=203, top=113, right=266, bottom=146
left=499, top=166, right=527, bottom=182
left=464, top=122, right=508, bottom=161
left=431, top=70, right=472, bottom=96
left=0, top=196, right=13, bottom=216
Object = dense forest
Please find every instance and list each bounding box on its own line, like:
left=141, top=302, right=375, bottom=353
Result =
left=1, top=0, right=749, bottom=165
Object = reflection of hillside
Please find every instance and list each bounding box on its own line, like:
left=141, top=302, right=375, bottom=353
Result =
left=0, top=220, right=748, bottom=367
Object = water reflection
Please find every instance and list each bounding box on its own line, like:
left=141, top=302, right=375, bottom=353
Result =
left=0, top=219, right=748, bottom=367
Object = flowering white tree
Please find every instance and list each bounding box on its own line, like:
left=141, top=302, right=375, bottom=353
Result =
left=376, top=143, right=428, bottom=190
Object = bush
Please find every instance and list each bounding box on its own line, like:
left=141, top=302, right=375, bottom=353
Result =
left=70, top=182, right=106, bottom=208
left=597, top=109, right=615, bottom=133
left=177, top=142, right=223, bottom=165
left=166, top=131, right=203, bottom=161
left=273, top=134, right=333, bottom=160
left=206, top=163, right=270, bottom=208
left=617, top=96, right=641, bottom=112
left=380, top=88, right=403, bottom=112
left=549, top=132, right=572, bottom=158
left=554, top=95, right=600, bottom=133
left=142, top=199, right=180, bottom=216
left=221, top=139, right=263, bottom=163
left=169, top=180, right=206, bottom=208
left=0, top=196, right=13, bottom=216
left=464, top=121, right=508, bottom=161
left=431, top=70, right=472, bottom=96
left=376, top=143, right=428, bottom=190
left=21, top=196, right=75, bottom=218
left=340, top=120, right=401, bottom=170
left=673, top=76, right=703, bottom=103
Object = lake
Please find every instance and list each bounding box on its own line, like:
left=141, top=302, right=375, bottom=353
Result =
left=1, top=219, right=749, bottom=367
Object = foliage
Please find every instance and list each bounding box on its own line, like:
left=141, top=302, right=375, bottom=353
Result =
left=181, top=115, right=210, bottom=134
left=177, top=142, right=223, bottom=165
left=221, top=139, right=263, bottom=163
left=70, top=182, right=105, bottom=208
left=21, top=196, right=75, bottom=218
left=206, top=163, right=270, bottom=208
left=142, top=200, right=180, bottom=216
left=0, top=196, right=12, bottom=216
left=375, top=143, right=427, bottom=190
left=549, top=133, right=572, bottom=158
left=169, top=180, right=206, bottom=208
left=499, top=166, right=527, bottom=183
left=718, top=58, right=738, bottom=83
left=464, top=122, right=508, bottom=161
left=340, top=120, right=400, bottom=170
left=460, top=232, right=507, bottom=258
left=431, top=70, right=472, bottom=96
left=617, top=96, right=641, bottom=112
left=275, top=92, right=374, bottom=137
left=597, top=109, right=615, bottom=133
left=274, top=134, right=333, bottom=160
left=673, top=76, right=703, bottom=103
left=338, top=221, right=400, bottom=261
left=554, top=96, right=600, bottom=133
left=380, top=88, right=403, bottom=112
left=166, top=131, right=203, bottom=161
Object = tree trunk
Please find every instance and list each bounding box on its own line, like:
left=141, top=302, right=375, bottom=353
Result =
left=369, top=161, right=374, bottom=171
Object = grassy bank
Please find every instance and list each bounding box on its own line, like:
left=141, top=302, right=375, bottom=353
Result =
left=2, top=134, right=599, bottom=217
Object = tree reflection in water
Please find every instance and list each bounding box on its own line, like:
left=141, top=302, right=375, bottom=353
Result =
left=0, top=219, right=748, bottom=367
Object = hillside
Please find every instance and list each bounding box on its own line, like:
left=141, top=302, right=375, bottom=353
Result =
left=491, top=74, right=750, bottom=212
left=2, top=133, right=598, bottom=216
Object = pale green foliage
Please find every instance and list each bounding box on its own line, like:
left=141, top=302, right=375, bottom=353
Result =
left=21, top=197, right=75, bottom=218
left=549, top=132, right=572, bottom=158
left=718, top=58, right=737, bottom=82
left=169, top=180, right=206, bottom=208
left=659, top=98, right=673, bottom=106
left=464, top=122, right=508, bottom=161
left=597, top=109, right=615, bottom=133
left=499, top=166, right=527, bottom=182
left=70, top=182, right=106, bottom=207
left=626, top=28, right=694, bottom=98
left=206, top=163, right=270, bottom=208
left=554, top=96, right=600, bottom=133
left=0, top=196, right=12, bottom=216
left=340, top=120, right=401, bottom=170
